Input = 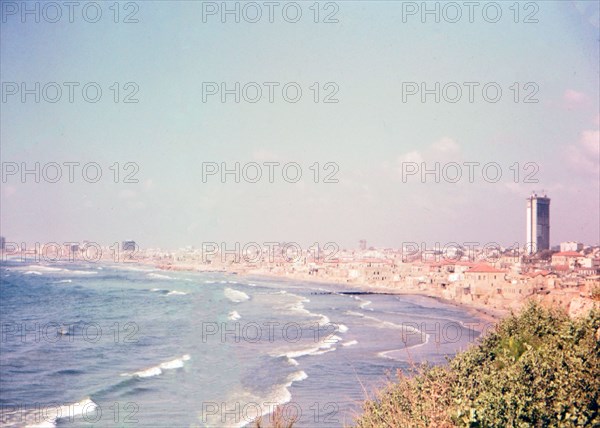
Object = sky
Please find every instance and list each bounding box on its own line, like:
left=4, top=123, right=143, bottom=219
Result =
left=1, top=0, right=599, bottom=250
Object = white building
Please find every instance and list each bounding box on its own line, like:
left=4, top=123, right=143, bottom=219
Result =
left=560, top=241, right=584, bottom=252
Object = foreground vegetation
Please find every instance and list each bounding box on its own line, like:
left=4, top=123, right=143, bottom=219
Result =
left=355, top=303, right=599, bottom=427
left=254, top=303, right=599, bottom=427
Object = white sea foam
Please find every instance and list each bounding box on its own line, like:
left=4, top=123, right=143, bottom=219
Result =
left=318, top=314, right=331, bottom=326
left=377, top=329, right=430, bottom=361
left=24, top=398, right=98, bottom=428
left=284, top=294, right=330, bottom=326
left=56, top=279, right=72, bottom=283
left=159, top=355, right=190, bottom=369
left=309, top=347, right=336, bottom=356
left=228, top=310, right=242, bottom=321
left=346, top=310, right=365, bottom=318
left=342, top=340, right=358, bottom=347
left=377, top=349, right=416, bottom=361
left=133, top=366, right=163, bottom=378
left=24, top=271, right=42, bottom=275
left=166, top=290, right=187, bottom=296
left=147, top=273, right=174, bottom=280
left=204, top=280, right=216, bottom=284
left=26, top=265, right=62, bottom=272
left=122, top=354, right=191, bottom=378
left=224, top=288, right=250, bottom=303
left=327, top=335, right=343, bottom=343
left=337, top=324, right=349, bottom=333
left=286, top=370, right=308, bottom=383
left=361, top=313, right=423, bottom=334
left=61, top=269, right=97, bottom=275
left=277, top=334, right=341, bottom=359
left=286, top=301, right=310, bottom=315
left=279, top=345, right=322, bottom=359
left=202, top=368, right=307, bottom=428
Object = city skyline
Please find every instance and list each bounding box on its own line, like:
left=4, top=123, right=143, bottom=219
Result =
left=1, top=1, right=599, bottom=249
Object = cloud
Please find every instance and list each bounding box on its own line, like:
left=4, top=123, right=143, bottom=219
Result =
left=397, top=150, right=424, bottom=164
left=395, top=137, right=461, bottom=179
left=566, top=129, right=600, bottom=177
left=563, top=89, right=589, bottom=109
left=431, top=137, right=460, bottom=155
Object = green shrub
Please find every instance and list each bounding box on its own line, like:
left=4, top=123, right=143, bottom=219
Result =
left=354, top=303, right=600, bottom=428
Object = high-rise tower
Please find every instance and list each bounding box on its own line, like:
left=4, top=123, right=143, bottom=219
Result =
left=526, top=193, right=550, bottom=254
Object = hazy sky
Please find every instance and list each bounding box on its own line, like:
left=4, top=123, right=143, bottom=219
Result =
left=1, top=1, right=599, bottom=250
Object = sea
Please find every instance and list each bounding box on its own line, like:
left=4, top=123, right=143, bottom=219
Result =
left=0, top=260, right=490, bottom=427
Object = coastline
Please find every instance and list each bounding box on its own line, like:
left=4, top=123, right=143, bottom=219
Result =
left=148, top=260, right=504, bottom=326
left=240, top=270, right=504, bottom=326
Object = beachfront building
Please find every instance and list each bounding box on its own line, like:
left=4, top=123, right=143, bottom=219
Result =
left=526, top=271, right=560, bottom=292
left=463, top=264, right=509, bottom=299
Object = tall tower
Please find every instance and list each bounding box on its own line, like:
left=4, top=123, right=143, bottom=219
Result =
left=526, top=193, right=550, bottom=254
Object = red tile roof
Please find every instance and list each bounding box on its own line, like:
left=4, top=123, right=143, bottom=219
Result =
left=553, top=251, right=582, bottom=257
left=467, top=264, right=506, bottom=274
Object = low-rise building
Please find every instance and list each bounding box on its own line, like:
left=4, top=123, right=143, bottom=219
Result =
left=551, top=251, right=582, bottom=270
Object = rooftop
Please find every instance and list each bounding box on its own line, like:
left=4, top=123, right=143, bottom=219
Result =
left=467, top=264, right=506, bottom=274
left=553, top=251, right=582, bottom=257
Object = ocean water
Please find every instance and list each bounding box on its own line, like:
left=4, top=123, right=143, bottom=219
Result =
left=0, top=261, right=488, bottom=427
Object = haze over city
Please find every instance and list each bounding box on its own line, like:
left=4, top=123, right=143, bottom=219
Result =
left=1, top=1, right=599, bottom=249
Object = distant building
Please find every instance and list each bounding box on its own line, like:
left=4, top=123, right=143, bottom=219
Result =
left=359, top=240, right=367, bottom=251
left=122, top=240, right=137, bottom=251
left=0, top=236, right=5, bottom=250
left=560, top=241, right=584, bottom=252
left=551, top=251, right=582, bottom=270
left=464, top=264, right=508, bottom=298
left=526, top=193, right=550, bottom=254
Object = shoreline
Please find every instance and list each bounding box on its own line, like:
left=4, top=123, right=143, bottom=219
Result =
left=147, top=260, right=505, bottom=326
left=240, top=270, right=504, bottom=326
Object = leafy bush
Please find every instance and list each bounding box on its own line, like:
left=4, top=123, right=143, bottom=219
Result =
left=354, top=303, right=600, bottom=428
